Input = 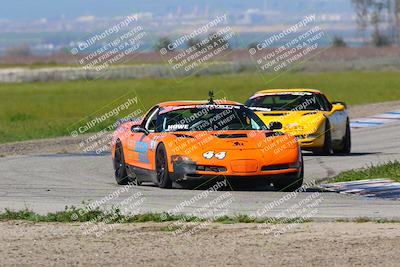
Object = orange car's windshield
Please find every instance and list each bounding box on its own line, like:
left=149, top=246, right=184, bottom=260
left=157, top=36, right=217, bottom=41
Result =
left=157, top=105, right=266, bottom=132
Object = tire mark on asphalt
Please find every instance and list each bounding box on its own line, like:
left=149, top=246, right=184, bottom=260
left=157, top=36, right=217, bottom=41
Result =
left=316, top=158, right=336, bottom=182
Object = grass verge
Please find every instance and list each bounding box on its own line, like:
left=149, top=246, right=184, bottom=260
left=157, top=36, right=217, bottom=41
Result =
left=1, top=207, right=399, bottom=224
left=1, top=71, right=400, bottom=144
left=0, top=206, right=309, bottom=224
left=332, top=161, right=400, bottom=183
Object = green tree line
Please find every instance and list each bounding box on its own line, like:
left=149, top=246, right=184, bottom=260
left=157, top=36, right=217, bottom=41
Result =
left=352, top=0, right=400, bottom=46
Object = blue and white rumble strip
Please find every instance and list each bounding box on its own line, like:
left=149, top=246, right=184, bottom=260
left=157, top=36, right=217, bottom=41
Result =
left=320, top=179, right=400, bottom=200
left=350, top=110, right=400, bottom=129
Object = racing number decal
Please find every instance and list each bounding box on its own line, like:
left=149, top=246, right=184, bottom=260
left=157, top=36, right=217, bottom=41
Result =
left=127, top=139, right=150, bottom=163
left=134, top=141, right=150, bottom=163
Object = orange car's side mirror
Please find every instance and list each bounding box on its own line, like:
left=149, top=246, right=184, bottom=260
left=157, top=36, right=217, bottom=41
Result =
left=131, top=126, right=150, bottom=135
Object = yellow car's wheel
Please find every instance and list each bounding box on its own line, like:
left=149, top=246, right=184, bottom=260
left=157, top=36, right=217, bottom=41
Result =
left=313, top=121, right=332, bottom=156
left=333, top=119, right=351, bottom=154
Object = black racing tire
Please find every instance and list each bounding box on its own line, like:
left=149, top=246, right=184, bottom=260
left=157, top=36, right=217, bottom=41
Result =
left=313, top=121, right=332, bottom=156
left=155, top=143, right=172, bottom=189
left=334, top=119, right=351, bottom=154
left=113, top=141, right=134, bottom=185
left=274, top=157, right=304, bottom=192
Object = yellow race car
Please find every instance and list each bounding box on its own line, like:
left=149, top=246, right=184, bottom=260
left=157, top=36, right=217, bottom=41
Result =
left=245, top=89, right=351, bottom=155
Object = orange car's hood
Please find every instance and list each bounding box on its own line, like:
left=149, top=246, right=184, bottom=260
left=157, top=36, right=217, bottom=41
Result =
left=203, top=136, right=258, bottom=150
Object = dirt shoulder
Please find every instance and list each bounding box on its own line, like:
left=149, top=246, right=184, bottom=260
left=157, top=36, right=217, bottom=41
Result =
left=1, top=221, right=399, bottom=266
left=0, top=132, right=96, bottom=157
left=1, top=100, right=400, bottom=157
left=347, top=100, right=400, bottom=119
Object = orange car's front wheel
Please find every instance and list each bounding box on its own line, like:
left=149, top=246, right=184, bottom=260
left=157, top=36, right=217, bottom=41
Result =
left=155, top=143, right=172, bottom=189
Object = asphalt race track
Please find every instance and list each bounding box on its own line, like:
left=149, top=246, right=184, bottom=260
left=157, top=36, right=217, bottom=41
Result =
left=0, top=121, right=399, bottom=220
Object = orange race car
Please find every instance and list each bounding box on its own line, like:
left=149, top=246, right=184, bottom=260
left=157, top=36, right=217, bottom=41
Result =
left=112, top=95, right=303, bottom=191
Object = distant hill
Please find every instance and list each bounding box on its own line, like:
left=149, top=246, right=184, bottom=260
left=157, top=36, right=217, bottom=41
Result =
left=0, top=0, right=358, bottom=55
left=1, top=0, right=354, bottom=20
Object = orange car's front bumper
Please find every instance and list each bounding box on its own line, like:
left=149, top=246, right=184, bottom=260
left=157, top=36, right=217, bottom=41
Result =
left=169, top=159, right=301, bottom=182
